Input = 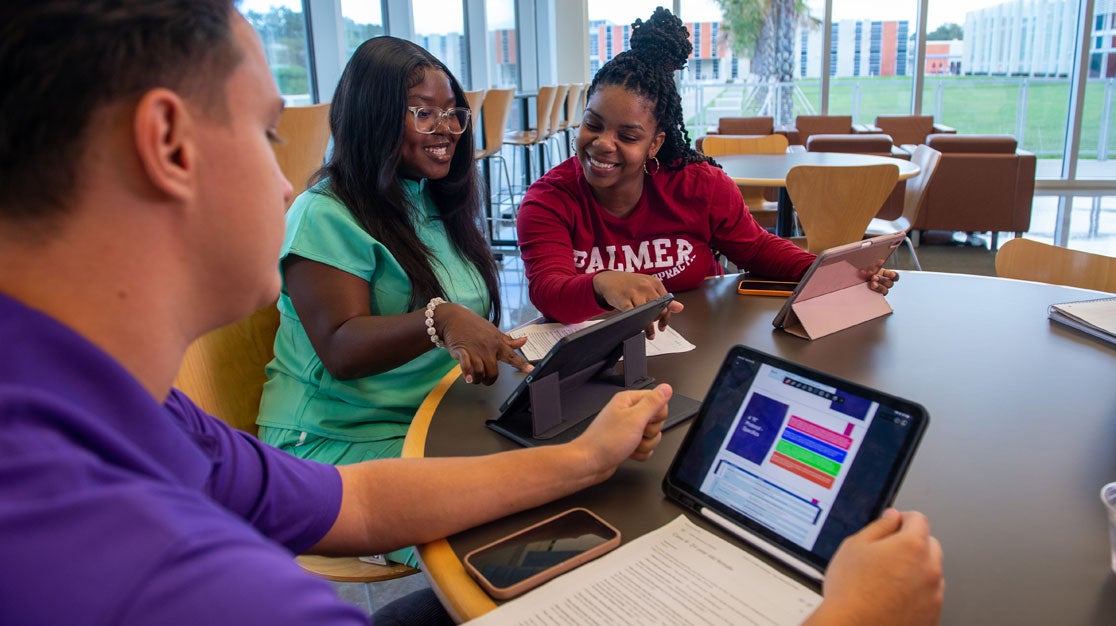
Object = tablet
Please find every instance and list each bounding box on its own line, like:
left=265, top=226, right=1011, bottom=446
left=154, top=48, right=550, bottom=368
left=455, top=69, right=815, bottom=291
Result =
left=489, top=294, right=701, bottom=446
left=772, top=232, right=905, bottom=339
left=663, top=345, right=928, bottom=580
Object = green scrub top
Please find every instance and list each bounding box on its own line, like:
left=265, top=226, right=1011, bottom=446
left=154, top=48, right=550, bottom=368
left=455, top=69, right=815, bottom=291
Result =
left=257, top=178, right=490, bottom=444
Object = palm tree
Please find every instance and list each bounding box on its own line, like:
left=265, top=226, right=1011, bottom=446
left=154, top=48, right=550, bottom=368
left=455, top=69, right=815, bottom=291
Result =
left=715, top=0, right=814, bottom=126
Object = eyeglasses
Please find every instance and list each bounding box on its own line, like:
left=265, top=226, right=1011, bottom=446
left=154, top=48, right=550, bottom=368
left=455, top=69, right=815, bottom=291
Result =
left=407, top=106, right=471, bottom=135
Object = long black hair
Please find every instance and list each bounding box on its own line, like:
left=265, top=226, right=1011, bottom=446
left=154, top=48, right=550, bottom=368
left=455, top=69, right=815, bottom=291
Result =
left=313, top=36, right=501, bottom=323
left=586, top=7, right=714, bottom=171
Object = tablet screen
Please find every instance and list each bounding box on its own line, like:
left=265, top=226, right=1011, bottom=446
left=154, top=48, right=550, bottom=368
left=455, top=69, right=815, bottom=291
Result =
left=664, top=346, right=928, bottom=571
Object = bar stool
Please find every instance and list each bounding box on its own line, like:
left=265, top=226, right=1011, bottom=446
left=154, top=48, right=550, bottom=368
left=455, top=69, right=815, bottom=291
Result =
left=559, top=82, right=585, bottom=159
left=502, top=85, right=557, bottom=195
left=473, top=87, right=516, bottom=245
left=463, top=88, right=486, bottom=138
left=542, top=84, right=569, bottom=166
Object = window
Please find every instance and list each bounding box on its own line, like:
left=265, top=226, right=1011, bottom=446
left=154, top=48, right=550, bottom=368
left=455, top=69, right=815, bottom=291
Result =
left=339, top=0, right=384, bottom=60
left=487, top=0, right=518, bottom=88
left=242, top=0, right=313, bottom=105
left=412, top=1, right=468, bottom=87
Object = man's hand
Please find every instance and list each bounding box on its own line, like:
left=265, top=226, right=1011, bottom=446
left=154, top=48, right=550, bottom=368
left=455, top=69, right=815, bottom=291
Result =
left=570, top=384, right=672, bottom=480
left=805, top=509, right=944, bottom=626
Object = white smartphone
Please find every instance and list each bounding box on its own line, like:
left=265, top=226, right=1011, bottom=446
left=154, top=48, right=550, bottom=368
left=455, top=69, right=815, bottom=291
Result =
left=463, top=508, right=621, bottom=600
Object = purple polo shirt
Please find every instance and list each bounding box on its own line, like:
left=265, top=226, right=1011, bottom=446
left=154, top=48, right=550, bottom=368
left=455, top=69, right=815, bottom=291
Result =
left=0, top=293, right=368, bottom=625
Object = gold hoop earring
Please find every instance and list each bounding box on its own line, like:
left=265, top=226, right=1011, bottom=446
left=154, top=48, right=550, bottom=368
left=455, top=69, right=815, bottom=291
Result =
left=643, top=156, right=660, bottom=176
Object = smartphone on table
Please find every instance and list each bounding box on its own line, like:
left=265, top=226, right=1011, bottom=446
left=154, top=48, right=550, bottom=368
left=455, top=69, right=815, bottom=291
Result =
left=737, top=277, right=799, bottom=296
left=463, top=508, right=621, bottom=600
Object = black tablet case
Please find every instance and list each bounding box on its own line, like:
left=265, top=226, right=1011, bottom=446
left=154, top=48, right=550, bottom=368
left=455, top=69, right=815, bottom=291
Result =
left=488, top=295, right=701, bottom=447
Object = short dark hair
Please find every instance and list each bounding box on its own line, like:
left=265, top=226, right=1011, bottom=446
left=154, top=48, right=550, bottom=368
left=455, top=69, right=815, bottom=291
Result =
left=587, top=7, right=712, bottom=171
left=315, top=36, right=502, bottom=323
left=0, top=0, right=242, bottom=220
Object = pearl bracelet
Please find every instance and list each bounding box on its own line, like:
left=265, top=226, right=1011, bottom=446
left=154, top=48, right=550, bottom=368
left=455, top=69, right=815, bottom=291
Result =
left=425, top=297, right=446, bottom=348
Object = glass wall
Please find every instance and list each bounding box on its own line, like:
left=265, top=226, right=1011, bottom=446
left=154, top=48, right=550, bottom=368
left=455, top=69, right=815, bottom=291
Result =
left=412, top=2, right=470, bottom=87
left=340, top=0, right=385, bottom=59
left=828, top=0, right=917, bottom=123
left=242, top=0, right=314, bottom=105
left=488, top=0, right=520, bottom=88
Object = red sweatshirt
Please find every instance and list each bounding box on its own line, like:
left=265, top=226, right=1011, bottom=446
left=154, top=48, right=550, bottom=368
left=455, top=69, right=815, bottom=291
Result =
left=517, top=157, right=815, bottom=323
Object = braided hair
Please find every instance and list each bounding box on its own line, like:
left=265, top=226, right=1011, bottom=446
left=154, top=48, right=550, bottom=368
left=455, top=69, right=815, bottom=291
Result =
left=587, top=7, right=714, bottom=171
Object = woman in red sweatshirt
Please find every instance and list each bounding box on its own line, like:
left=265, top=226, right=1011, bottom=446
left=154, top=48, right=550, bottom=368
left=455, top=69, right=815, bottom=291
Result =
left=516, top=8, right=897, bottom=324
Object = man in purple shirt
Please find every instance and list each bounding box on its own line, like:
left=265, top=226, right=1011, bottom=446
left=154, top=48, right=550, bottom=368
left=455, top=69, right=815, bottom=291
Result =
left=0, top=2, right=943, bottom=625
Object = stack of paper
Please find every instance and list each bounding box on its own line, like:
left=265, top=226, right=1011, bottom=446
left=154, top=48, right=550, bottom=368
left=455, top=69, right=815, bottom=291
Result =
left=508, top=320, right=695, bottom=363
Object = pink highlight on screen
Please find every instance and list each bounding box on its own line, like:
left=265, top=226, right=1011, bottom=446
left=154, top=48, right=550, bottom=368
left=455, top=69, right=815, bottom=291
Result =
left=844, top=423, right=854, bottom=436
left=788, top=415, right=852, bottom=450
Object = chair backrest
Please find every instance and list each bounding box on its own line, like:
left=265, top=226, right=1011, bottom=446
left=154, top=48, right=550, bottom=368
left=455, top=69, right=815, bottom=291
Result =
left=273, top=103, right=331, bottom=202
left=793, top=115, right=854, bottom=145
left=700, top=135, right=789, bottom=208
left=914, top=134, right=1035, bottom=233
left=464, top=89, right=486, bottom=136
left=995, top=238, right=1116, bottom=293
left=565, top=83, right=585, bottom=129
left=477, top=87, right=514, bottom=160
left=700, top=134, right=789, bottom=157
left=786, top=164, right=899, bottom=254
left=546, top=84, right=569, bottom=139
left=717, top=116, right=775, bottom=135
left=875, top=115, right=935, bottom=146
left=172, top=104, right=332, bottom=435
left=897, top=144, right=942, bottom=228
left=806, top=133, right=896, bottom=156
left=533, top=85, right=558, bottom=141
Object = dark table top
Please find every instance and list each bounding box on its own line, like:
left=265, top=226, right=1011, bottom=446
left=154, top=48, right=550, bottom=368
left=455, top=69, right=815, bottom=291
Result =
left=405, top=271, right=1116, bottom=624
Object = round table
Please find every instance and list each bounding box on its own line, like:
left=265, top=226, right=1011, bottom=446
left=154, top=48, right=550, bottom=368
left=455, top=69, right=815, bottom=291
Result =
left=405, top=272, right=1116, bottom=625
left=716, top=152, right=921, bottom=237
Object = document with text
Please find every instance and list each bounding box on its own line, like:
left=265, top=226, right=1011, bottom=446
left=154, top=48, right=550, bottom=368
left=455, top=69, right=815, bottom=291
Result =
left=465, top=515, right=821, bottom=626
left=509, top=320, right=695, bottom=363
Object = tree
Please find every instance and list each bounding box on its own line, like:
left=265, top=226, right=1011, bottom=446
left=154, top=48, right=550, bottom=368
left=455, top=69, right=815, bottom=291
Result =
left=927, top=23, right=963, bottom=41
left=714, top=0, right=814, bottom=126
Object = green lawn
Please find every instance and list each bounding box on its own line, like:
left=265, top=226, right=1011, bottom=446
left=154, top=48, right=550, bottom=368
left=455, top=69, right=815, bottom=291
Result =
left=693, top=75, right=1116, bottom=158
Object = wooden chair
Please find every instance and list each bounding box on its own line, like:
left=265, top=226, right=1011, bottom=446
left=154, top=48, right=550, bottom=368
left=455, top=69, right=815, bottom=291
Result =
left=559, top=82, right=585, bottom=159
left=863, top=145, right=942, bottom=270
left=463, top=89, right=486, bottom=138
left=172, top=103, right=419, bottom=586
left=543, top=84, right=569, bottom=165
left=700, top=134, right=789, bottom=229
left=474, top=87, right=516, bottom=235
left=273, top=103, right=331, bottom=197
left=996, top=238, right=1116, bottom=292
left=785, top=164, right=899, bottom=254
left=503, top=85, right=557, bottom=188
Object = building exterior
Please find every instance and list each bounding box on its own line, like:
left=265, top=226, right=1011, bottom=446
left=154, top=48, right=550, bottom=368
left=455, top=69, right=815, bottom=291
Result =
left=926, top=40, right=963, bottom=75
left=588, top=19, right=748, bottom=82
left=963, top=0, right=1116, bottom=77
left=799, top=19, right=910, bottom=78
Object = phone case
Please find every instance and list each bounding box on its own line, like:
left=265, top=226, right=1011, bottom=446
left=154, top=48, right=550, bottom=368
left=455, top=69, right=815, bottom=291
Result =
left=737, top=279, right=797, bottom=297
left=463, top=508, right=621, bottom=600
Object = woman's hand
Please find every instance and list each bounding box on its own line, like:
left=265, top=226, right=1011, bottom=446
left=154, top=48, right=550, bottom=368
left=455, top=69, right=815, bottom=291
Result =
left=434, top=303, right=533, bottom=384
left=857, top=260, right=899, bottom=296
left=591, top=271, right=684, bottom=338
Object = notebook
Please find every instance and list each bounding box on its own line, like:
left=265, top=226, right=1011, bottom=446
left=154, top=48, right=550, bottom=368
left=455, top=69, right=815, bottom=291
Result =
left=772, top=232, right=905, bottom=340
left=663, top=345, right=929, bottom=581
left=1048, top=297, right=1116, bottom=346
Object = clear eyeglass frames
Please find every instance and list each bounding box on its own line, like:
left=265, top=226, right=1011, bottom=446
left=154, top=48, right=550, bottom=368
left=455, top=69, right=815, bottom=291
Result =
left=407, top=106, right=470, bottom=135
